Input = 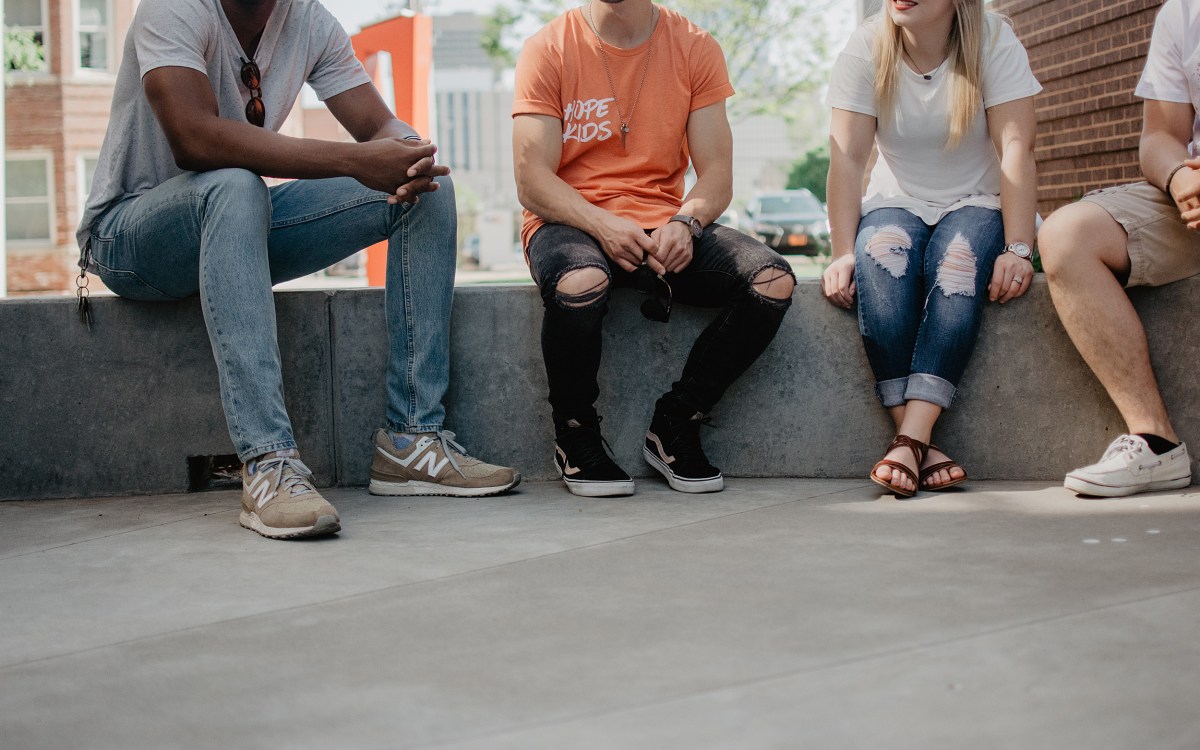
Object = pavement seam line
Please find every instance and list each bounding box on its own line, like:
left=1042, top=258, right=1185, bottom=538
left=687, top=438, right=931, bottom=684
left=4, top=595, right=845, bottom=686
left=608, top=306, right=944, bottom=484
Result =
left=414, top=581, right=1200, bottom=749
left=0, top=509, right=238, bottom=562
left=0, top=481, right=869, bottom=671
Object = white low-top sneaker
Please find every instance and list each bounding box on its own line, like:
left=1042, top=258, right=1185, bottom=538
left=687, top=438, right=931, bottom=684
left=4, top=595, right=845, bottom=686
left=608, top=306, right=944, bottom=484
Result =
left=1064, top=435, right=1192, bottom=497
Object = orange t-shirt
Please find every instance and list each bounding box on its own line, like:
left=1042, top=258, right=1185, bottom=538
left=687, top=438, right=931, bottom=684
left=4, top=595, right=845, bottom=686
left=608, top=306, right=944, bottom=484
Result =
left=512, top=7, right=735, bottom=248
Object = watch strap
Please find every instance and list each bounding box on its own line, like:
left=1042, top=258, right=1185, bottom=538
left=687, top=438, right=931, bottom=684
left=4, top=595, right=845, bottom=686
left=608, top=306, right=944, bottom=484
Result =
left=669, top=214, right=702, bottom=238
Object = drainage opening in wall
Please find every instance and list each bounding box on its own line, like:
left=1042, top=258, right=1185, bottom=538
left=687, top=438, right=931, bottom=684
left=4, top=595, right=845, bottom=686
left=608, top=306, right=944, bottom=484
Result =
left=188, top=455, right=243, bottom=492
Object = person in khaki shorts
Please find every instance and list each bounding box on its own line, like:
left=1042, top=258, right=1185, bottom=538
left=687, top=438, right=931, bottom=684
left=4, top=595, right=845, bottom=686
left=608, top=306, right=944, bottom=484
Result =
left=1037, top=0, right=1200, bottom=497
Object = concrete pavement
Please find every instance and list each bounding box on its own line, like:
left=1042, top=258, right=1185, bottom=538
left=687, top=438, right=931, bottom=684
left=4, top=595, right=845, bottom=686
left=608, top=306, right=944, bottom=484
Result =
left=1, top=479, right=1198, bottom=749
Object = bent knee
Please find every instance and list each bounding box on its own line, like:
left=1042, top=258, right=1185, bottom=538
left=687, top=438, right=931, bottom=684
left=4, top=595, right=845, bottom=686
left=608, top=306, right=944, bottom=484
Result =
left=554, top=266, right=610, bottom=308
left=205, top=168, right=270, bottom=198
left=751, top=265, right=795, bottom=301
left=195, top=169, right=270, bottom=223
left=1038, top=202, right=1126, bottom=275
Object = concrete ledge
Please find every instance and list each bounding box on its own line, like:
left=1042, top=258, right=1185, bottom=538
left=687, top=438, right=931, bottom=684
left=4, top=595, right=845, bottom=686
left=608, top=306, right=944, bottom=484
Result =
left=3, top=278, right=1196, bottom=500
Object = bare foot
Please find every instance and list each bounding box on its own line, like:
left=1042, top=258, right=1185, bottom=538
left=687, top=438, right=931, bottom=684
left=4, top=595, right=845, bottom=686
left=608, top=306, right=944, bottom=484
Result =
left=873, top=440, right=921, bottom=494
left=920, top=445, right=966, bottom=489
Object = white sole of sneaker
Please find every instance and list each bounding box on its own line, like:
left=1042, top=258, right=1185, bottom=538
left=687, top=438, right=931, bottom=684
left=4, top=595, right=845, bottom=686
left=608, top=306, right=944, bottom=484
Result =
left=562, top=476, right=636, bottom=497
left=368, top=475, right=522, bottom=497
left=238, top=511, right=341, bottom=540
left=643, top=447, right=724, bottom=494
left=1063, top=473, right=1191, bottom=497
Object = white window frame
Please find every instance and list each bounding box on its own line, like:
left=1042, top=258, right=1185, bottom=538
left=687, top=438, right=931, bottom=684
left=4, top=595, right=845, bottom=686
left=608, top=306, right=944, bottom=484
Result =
left=5, top=151, right=57, bottom=247
left=74, top=0, right=115, bottom=74
left=4, top=0, right=52, bottom=74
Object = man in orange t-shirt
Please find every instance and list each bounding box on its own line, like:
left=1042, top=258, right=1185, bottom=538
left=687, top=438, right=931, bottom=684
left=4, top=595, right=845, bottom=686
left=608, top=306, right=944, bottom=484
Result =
left=513, top=0, right=795, bottom=498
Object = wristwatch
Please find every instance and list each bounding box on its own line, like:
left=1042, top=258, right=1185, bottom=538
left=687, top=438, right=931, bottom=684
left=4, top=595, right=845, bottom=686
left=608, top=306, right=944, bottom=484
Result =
left=1004, top=241, right=1033, bottom=261
left=669, top=214, right=703, bottom=239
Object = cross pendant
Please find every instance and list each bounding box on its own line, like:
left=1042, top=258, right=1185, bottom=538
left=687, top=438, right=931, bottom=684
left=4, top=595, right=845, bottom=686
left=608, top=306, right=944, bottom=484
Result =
left=621, top=123, right=629, bottom=149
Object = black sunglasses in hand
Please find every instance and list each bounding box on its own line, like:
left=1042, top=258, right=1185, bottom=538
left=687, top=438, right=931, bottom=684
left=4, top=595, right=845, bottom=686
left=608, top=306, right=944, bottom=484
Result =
left=632, top=264, right=672, bottom=323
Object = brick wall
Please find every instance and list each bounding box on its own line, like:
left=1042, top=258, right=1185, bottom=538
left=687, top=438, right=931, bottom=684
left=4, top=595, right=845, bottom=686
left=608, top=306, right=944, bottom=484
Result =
left=992, top=0, right=1162, bottom=216
left=4, top=0, right=135, bottom=294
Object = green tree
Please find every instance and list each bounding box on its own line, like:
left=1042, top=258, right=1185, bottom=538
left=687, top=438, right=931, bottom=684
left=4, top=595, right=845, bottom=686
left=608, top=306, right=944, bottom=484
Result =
left=5, top=29, right=46, bottom=72
left=482, top=0, right=839, bottom=122
left=786, top=145, right=830, bottom=203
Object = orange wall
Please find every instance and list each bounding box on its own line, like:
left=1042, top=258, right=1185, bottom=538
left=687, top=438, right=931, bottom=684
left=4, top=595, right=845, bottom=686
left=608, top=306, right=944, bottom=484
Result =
left=352, top=15, right=432, bottom=136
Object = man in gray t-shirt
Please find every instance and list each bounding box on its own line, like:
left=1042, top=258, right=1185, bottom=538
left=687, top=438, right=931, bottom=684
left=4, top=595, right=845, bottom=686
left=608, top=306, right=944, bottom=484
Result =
left=79, top=0, right=519, bottom=540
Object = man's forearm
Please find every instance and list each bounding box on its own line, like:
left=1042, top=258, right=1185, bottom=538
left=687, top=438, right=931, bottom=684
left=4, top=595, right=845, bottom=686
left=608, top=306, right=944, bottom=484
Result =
left=370, top=118, right=421, bottom=142
left=517, top=168, right=614, bottom=236
left=1141, top=130, right=1192, bottom=191
left=678, top=172, right=731, bottom=227
left=171, top=114, right=367, bottom=179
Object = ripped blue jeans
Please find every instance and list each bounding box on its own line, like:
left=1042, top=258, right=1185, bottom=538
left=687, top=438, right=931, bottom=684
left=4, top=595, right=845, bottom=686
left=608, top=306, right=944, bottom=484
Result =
left=854, top=206, right=1004, bottom=409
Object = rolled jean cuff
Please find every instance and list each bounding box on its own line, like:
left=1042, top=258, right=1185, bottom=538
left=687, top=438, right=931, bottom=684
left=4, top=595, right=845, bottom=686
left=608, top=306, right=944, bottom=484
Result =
left=903, top=373, right=956, bottom=409
left=386, top=421, right=444, bottom=435
left=239, top=438, right=298, bottom=463
left=875, top=377, right=909, bottom=408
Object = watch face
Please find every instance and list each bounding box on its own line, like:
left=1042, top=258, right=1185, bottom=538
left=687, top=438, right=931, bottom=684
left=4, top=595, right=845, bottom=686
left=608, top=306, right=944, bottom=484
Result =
left=1009, top=242, right=1032, bottom=259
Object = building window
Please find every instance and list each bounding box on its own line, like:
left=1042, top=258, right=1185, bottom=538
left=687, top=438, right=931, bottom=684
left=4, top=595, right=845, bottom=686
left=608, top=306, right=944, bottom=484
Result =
left=77, top=0, right=111, bottom=71
left=4, top=0, right=49, bottom=71
left=6, top=154, right=55, bottom=244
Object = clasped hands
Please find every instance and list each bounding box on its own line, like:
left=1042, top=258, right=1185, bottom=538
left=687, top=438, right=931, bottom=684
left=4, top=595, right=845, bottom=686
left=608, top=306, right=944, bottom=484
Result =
left=594, top=214, right=695, bottom=274
left=355, top=137, right=451, bottom=205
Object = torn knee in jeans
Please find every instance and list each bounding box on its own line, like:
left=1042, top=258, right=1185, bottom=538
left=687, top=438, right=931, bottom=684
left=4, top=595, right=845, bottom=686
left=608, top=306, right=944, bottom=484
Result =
left=554, top=266, right=610, bottom=309
left=864, top=225, right=913, bottom=278
left=935, top=233, right=977, bottom=297
left=750, top=264, right=795, bottom=302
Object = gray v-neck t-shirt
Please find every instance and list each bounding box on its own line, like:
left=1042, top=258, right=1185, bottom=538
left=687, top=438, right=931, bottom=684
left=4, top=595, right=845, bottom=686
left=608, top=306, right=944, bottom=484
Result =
left=77, top=0, right=371, bottom=252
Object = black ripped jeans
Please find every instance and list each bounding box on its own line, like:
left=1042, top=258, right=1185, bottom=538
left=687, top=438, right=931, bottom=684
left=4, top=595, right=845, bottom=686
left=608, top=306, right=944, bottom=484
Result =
left=527, top=222, right=795, bottom=431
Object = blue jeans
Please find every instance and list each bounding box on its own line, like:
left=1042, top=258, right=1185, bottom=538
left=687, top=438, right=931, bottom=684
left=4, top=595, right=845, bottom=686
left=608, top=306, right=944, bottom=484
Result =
left=854, top=206, right=1004, bottom=409
left=88, top=169, right=456, bottom=460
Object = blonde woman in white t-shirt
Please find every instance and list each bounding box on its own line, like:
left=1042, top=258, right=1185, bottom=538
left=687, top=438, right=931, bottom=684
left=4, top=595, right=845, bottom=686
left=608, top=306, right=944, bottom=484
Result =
left=821, top=0, right=1040, bottom=498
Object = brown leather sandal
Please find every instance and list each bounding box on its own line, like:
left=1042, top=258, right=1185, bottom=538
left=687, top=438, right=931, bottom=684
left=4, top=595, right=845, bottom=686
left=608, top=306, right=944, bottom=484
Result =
left=920, top=444, right=968, bottom=491
left=870, top=435, right=927, bottom=499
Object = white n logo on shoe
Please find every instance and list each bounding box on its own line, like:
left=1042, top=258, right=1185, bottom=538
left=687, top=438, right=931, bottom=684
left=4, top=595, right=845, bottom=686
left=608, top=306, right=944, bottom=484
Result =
left=248, top=471, right=276, bottom=509
left=379, top=437, right=451, bottom=478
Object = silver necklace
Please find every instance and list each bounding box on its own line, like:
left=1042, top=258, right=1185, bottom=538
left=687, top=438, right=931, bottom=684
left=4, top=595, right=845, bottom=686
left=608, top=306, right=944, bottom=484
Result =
left=585, top=4, right=657, bottom=150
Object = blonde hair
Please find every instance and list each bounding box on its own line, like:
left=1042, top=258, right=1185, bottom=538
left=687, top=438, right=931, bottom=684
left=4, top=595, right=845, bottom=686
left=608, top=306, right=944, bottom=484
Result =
left=873, top=1, right=998, bottom=150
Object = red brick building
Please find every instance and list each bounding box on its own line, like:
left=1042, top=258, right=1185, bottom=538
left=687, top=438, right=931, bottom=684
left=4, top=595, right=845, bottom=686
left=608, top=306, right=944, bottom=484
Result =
left=993, top=0, right=1162, bottom=216
left=5, top=0, right=139, bottom=293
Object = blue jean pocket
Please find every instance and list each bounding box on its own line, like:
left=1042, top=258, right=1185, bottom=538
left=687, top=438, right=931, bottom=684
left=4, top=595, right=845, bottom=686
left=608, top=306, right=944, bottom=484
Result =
left=94, top=263, right=181, bottom=302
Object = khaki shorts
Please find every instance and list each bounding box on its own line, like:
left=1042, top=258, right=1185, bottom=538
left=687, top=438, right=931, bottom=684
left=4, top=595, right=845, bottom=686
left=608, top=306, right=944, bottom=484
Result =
left=1080, top=181, right=1200, bottom=287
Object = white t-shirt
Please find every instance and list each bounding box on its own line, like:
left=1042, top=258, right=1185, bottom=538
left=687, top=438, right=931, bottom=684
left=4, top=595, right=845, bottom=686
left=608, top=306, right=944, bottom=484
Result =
left=77, top=0, right=371, bottom=252
left=826, top=16, right=1042, bottom=224
left=1136, top=0, right=1200, bottom=151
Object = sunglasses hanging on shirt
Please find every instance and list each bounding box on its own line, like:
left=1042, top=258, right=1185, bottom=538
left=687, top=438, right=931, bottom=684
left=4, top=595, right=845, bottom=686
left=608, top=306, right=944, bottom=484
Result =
left=240, top=57, right=265, bottom=127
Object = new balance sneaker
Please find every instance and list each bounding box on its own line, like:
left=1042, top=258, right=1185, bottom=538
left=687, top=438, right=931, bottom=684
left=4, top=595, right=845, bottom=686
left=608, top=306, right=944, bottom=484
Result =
left=240, top=450, right=340, bottom=540
left=1064, top=434, right=1192, bottom=497
left=554, top=419, right=635, bottom=497
left=643, top=410, right=724, bottom=493
left=369, top=429, right=520, bottom=497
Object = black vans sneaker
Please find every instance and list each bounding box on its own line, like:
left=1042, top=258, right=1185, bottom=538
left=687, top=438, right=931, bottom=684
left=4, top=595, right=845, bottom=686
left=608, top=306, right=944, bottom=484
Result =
left=554, top=419, right=635, bottom=497
left=643, top=410, right=724, bottom=493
